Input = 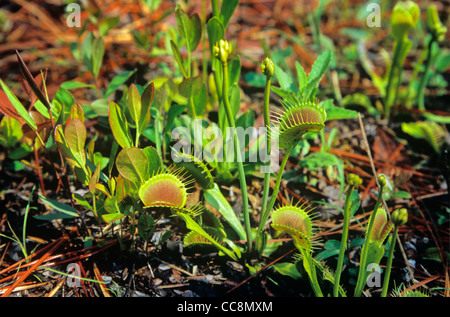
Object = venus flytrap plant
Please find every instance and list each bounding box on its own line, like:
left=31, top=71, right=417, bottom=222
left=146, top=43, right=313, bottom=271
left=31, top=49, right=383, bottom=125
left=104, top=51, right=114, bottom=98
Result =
left=256, top=93, right=327, bottom=256
left=271, top=203, right=323, bottom=297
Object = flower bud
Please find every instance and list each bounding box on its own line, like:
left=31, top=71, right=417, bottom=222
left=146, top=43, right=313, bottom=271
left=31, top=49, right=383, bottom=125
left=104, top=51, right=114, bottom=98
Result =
left=261, top=57, right=274, bottom=78
left=391, top=208, right=408, bottom=226
left=348, top=173, right=363, bottom=188
left=426, top=5, right=447, bottom=43
left=213, top=39, right=232, bottom=64
left=378, top=174, right=387, bottom=187
left=391, top=1, right=420, bottom=41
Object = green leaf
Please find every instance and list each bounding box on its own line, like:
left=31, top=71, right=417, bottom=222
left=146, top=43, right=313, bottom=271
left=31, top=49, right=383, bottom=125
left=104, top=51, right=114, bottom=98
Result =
left=108, top=101, right=133, bottom=148
left=323, top=99, right=359, bottom=120
left=116, top=146, right=149, bottom=185
left=350, top=189, right=361, bottom=216
left=0, top=80, right=37, bottom=130
left=304, top=50, right=332, bottom=99
left=175, top=212, right=240, bottom=261
left=139, top=82, right=155, bottom=132
left=207, top=17, right=225, bottom=56
left=272, top=262, right=303, bottom=280
left=89, top=163, right=101, bottom=194
left=170, top=40, right=188, bottom=78
left=138, top=213, right=155, bottom=240
left=193, top=84, right=208, bottom=116
left=219, top=0, right=239, bottom=28
left=165, top=104, right=186, bottom=135
left=60, top=81, right=95, bottom=90
left=127, top=83, right=142, bottom=125
left=102, top=212, right=125, bottom=223
left=99, top=16, right=120, bottom=37
left=55, top=125, right=79, bottom=167
left=295, top=61, right=308, bottom=92
left=142, top=146, right=162, bottom=176
left=81, top=32, right=94, bottom=75
left=0, top=116, right=22, bottom=148
left=179, top=76, right=202, bottom=98
left=274, top=65, right=295, bottom=91
left=92, top=36, right=105, bottom=79
left=38, top=195, right=79, bottom=218
left=104, top=69, right=137, bottom=97
left=65, top=117, right=86, bottom=157
left=227, top=56, right=241, bottom=89
left=188, top=13, right=202, bottom=53
left=204, top=183, right=246, bottom=240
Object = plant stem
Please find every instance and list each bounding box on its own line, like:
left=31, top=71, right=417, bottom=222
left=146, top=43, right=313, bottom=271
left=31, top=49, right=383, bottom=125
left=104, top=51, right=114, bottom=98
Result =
left=300, top=248, right=324, bottom=297
left=384, top=39, right=404, bottom=119
left=381, top=225, right=399, bottom=297
left=221, top=60, right=252, bottom=255
left=354, top=181, right=385, bottom=297
left=211, top=0, right=219, bottom=17
left=417, top=38, right=436, bottom=111
left=259, top=75, right=272, bottom=233
left=333, top=184, right=354, bottom=297
left=256, top=144, right=295, bottom=256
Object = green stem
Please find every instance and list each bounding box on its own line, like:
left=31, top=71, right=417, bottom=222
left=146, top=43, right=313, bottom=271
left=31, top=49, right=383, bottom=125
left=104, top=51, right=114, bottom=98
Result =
left=211, top=0, right=219, bottom=17
left=260, top=77, right=272, bottom=227
left=256, top=144, right=295, bottom=256
left=384, top=39, right=404, bottom=119
left=381, top=226, right=398, bottom=297
left=221, top=60, right=252, bottom=255
left=255, top=75, right=272, bottom=256
left=417, top=38, right=436, bottom=111
left=333, top=184, right=354, bottom=297
left=300, top=248, right=324, bottom=297
left=354, top=182, right=385, bottom=297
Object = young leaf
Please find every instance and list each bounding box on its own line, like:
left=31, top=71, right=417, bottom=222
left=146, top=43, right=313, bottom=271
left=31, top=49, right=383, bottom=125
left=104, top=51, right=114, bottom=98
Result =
left=92, top=36, right=105, bottom=79
left=127, top=83, right=142, bottom=125
left=116, top=146, right=149, bottom=185
left=104, top=69, right=137, bottom=97
left=64, top=118, right=87, bottom=160
left=108, top=101, right=133, bottom=148
left=89, top=163, right=101, bottom=194
left=304, top=50, right=332, bottom=99
left=138, top=213, right=155, bottom=240
left=188, top=13, right=202, bottom=53
left=55, top=124, right=80, bottom=167
left=219, top=0, right=239, bottom=28
left=39, top=195, right=79, bottom=218
left=295, top=61, right=308, bottom=92
left=102, top=212, right=125, bottom=224
left=142, top=146, right=162, bottom=176
left=139, top=82, right=155, bottom=132
left=207, top=17, right=225, bottom=56
left=179, top=76, right=202, bottom=98
left=0, top=80, right=37, bottom=130
left=170, top=40, right=188, bottom=78
left=204, top=183, right=246, bottom=240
